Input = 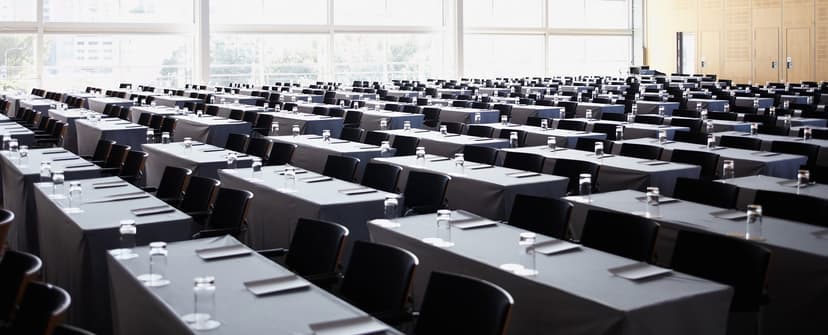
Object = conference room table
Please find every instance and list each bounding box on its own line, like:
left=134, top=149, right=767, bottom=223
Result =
left=207, top=103, right=266, bottom=118
left=260, top=111, right=344, bottom=138
left=476, top=87, right=511, bottom=96
left=0, top=148, right=101, bottom=253
left=211, top=93, right=263, bottom=105
left=170, top=115, right=252, bottom=146
left=108, top=236, right=402, bottom=335
left=574, top=102, right=625, bottom=119
left=610, top=137, right=808, bottom=179
left=141, top=141, right=254, bottom=187
left=151, top=95, right=202, bottom=108
left=437, top=106, right=500, bottom=124
left=552, top=118, right=690, bottom=141
left=48, top=108, right=95, bottom=153
left=372, top=155, right=568, bottom=220
left=558, top=85, right=591, bottom=94
left=335, top=91, right=378, bottom=100
left=74, top=118, right=148, bottom=156
left=1, top=92, right=44, bottom=116
left=347, top=108, right=425, bottom=132
left=778, top=94, right=809, bottom=105
left=0, top=122, right=35, bottom=145
left=636, top=101, right=680, bottom=116
left=499, top=146, right=701, bottom=196
left=663, top=117, right=752, bottom=133
left=564, top=189, right=828, bottom=335
left=687, top=98, right=729, bottom=112
left=774, top=117, right=828, bottom=128
left=86, top=97, right=134, bottom=113
left=719, top=175, right=828, bottom=209
left=508, top=104, right=564, bottom=124
left=218, top=165, right=395, bottom=253
left=0, top=113, right=10, bottom=123
left=279, top=92, right=324, bottom=103
left=367, top=213, right=732, bottom=335
left=33, top=176, right=193, bottom=334
left=385, top=90, right=422, bottom=98
left=268, top=134, right=391, bottom=180
left=127, top=105, right=179, bottom=122
left=19, top=98, right=58, bottom=114
left=735, top=96, right=774, bottom=109
left=379, top=128, right=510, bottom=157
left=715, top=131, right=828, bottom=165
left=479, top=123, right=607, bottom=148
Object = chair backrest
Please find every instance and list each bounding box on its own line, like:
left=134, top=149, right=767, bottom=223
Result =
left=498, top=129, right=527, bottom=147
left=266, top=142, right=297, bottom=166
left=9, top=282, right=71, bottom=335
left=224, top=133, right=249, bottom=152
left=137, top=112, right=151, bottom=126
left=149, top=114, right=164, bottom=130
left=574, top=137, right=609, bottom=152
left=361, top=163, right=402, bottom=193
left=205, top=105, right=219, bottom=116
left=403, top=171, right=451, bottom=215
left=91, top=139, right=116, bottom=162
left=619, top=143, right=663, bottom=160
left=769, top=141, right=820, bottom=167
left=754, top=190, right=828, bottom=226
left=0, top=209, right=12, bottom=251
left=672, top=109, right=701, bottom=118
left=0, top=250, right=42, bottom=322
left=392, top=135, right=419, bottom=156
left=340, top=241, right=418, bottom=321
left=441, top=121, right=465, bottom=134
left=600, top=112, right=627, bottom=122
left=422, top=107, right=441, bottom=126
left=557, top=119, right=587, bottom=131
left=508, top=194, right=572, bottom=239
left=339, top=127, right=364, bottom=142
left=312, top=106, right=328, bottom=116
left=502, top=151, right=544, bottom=173
left=671, top=230, right=771, bottom=312
left=673, top=130, right=707, bottom=145
left=551, top=158, right=600, bottom=194
left=462, top=145, right=499, bottom=165
left=672, top=177, right=739, bottom=208
left=670, top=118, right=703, bottom=133
left=154, top=166, right=192, bottom=200
left=160, top=117, right=176, bottom=134
left=466, top=125, right=494, bottom=138
left=719, top=135, right=762, bottom=151
left=414, top=271, right=513, bottom=335
left=581, top=210, right=660, bottom=262
left=670, top=149, right=719, bottom=180
left=328, top=107, right=345, bottom=118
left=245, top=137, right=272, bottom=159
left=634, top=114, right=664, bottom=125
left=205, top=188, right=254, bottom=231
left=343, top=110, right=363, bottom=127
left=322, top=155, right=361, bottom=181
left=178, top=176, right=220, bottom=213
left=119, top=150, right=148, bottom=179
left=591, top=123, right=619, bottom=140
left=708, top=111, right=738, bottom=121
left=103, top=144, right=131, bottom=168
left=285, top=218, right=349, bottom=277
left=364, top=131, right=390, bottom=146
left=228, top=109, right=244, bottom=120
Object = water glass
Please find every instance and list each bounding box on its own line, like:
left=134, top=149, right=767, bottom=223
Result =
left=645, top=187, right=660, bottom=218
left=183, top=137, right=193, bottom=150
left=379, top=119, right=388, bottom=130
left=509, top=132, right=519, bottom=148
left=18, top=145, right=28, bottom=165
left=501, top=115, right=508, bottom=125
left=403, top=120, right=411, bottom=131
left=626, top=113, right=635, bottom=123
left=292, top=107, right=299, bottom=114
left=251, top=158, right=262, bottom=177
left=585, top=109, right=593, bottom=120
left=722, top=160, right=735, bottom=180
left=707, top=134, right=716, bottom=149
left=615, top=126, right=624, bottom=141
left=594, top=141, right=604, bottom=157
left=283, top=166, right=296, bottom=191
left=658, top=130, right=667, bottom=144
left=803, top=127, right=812, bottom=140
left=540, top=119, right=548, bottom=130
left=783, top=100, right=790, bottom=109
left=292, top=124, right=300, bottom=137
left=225, top=152, right=237, bottom=169
left=723, top=104, right=730, bottom=113
left=2, top=134, right=10, bottom=150
left=114, top=219, right=138, bottom=260
left=188, top=276, right=220, bottom=330
left=547, top=136, right=556, bottom=150
left=434, top=210, right=454, bottom=248
left=745, top=205, right=763, bottom=240
left=752, top=99, right=759, bottom=109
left=322, top=130, right=331, bottom=144
left=631, top=105, right=638, bottom=115
left=797, top=169, right=810, bottom=194
left=658, top=106, right=665, bottom=116
left=8, top=139, right=18, bottom=154
left=270, top=123, right=280, bottom=136
left=40, top=161, right=53, bottom=183
left=768, top=106, right=776, bottom=116
left=750, top=123, right=758, bottom=135
left=384, top=196, right=399, bottom=219
left=67, top=182, right=83, bottom=210
left=415, top=146, right=426, bottom=163
left=579, top=173, right=592, bottom=201
left=380, top=141, right=392, bottom=157
left=474, top=112, right=481, bottom=124
left=52, top=170, right=65, bottom=196
left=161, top=132, right=171, bottom=144
left=454, top=153, right=465, bottom=173
left=144, top=242, right=170, bottom=287
left=146, top=129, right=155, bottom=144
left=440, top=125, right=448, bottom=136
left=516, top=232, right=538, bottom=276
left=705, top=120, right=714, bottom=134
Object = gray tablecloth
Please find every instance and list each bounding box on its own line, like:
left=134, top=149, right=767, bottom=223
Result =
left=47, top=108, right=92, bottom=153
left=437, top=107, right=500, bottom=124
left=279, top=92, right=324, bottom=103
left=261, top=112, right=344, bottom=138
left=564, top=189, right=828, bottom=335
left=268, top=135, right=390, bottom=181
left=218, top=166, right=395, bottom=254
left=171, top=115, right=252, bottom=146
left=0, top=123, right=35, bottom=145
left=715, top=131, right=828, bottom=166
left=19, top=99, right=57, bottom=114
left=34, top=176, right=193, bottom=334
left=368, top=213, right=732, bottom=335
left=108, top=236, right=401, bottom=335
left=735, top=97, right=774, bottom=109
left=688, top=99, right=728, bottom=112
left=779, top=95, right=809, bottom=105
left=336, top=91, right=379, bottom=101
left=141, top=142, right=253, bottom=187
left=380, top=129, right=510, bottom=157
left=718, top=175, right=828, bottom=209
left=574, top=103, right=625, bottom=119
left=509, top=105, right=564, bottom=124
left=636, top=101, right=679, bottom=116
left=87, top=97, right=134, bottom=113
left=372, top=155, right=567, bottom=220
left=1, top=94, right=45, bottom=116
left=349, top=108, right=425, bottom=132
left=386, top=90, right=422, bottom=98
left=74, top=118, right=148, bottom=156
left=664, top=117, right=752, bottom=133
left=0, top=148, right=100, bottom=253
left=500, top=146, right=701, bottom=196
left=152, top=95, right=203, bottom=108
left=207, top=103, right=265, bottom=118
left=556, top=118, right=689, bottom=141
left=128, top=105, right=179, bottom=122
left=481, top=123, right=606, bottom=148
left=615, top=137, right=808, bottom=179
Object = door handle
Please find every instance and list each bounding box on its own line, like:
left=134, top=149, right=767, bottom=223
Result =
left=771, top=61, right=777, bottom=69
left=786, top=57, right=793, bottom=69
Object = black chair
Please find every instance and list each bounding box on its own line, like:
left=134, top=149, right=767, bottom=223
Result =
left=440, top=121, right=465, bottom=134
left=413, top=271, right=513, bottom=335
left=141, top=166, right=191, bottom=204
left=600, top=113, right=626, bottom=122
left=177, top=176, right=221, bottom=219
left=5, top=282, right=70, bottom=335
left=672, top=177, right=739, bottom=208
left=312, top=106, right=328, bottom=116
left=99, top=144, right=130, bottom=169
left=205, top=105, right=219, bottom=116
left=339, top=127, right=364, bottom=142
left=754, top=190, right=828, bottom=227
left=552, top=158, right=600, bottom=195
left=339, top=241, right=418, bottom=323
left=266, top=142, right=297, bottom=166
left=770, top=141, right=820, bottom=168
left=403, top=171, right=451, bottom=216
left=101, top=150, right=147, bottom=184
left=328, top=107, right=345, bottom=118
left=670, top=118, right=703, bottom=133
left=159, top=117, right=176, bottom=136
left=557, top=119, right=587, bottom=131
left=361, top=163, right=402, bottom=193
left=82, top=139, right=116, bottom=164
left=673, top=130, right=708, bottom=145
left=591, top=123, right=620, bottom=140
left=0, top=209, right=12, bottom=252
left=466, top=125, right=494, bottom=138
left=392, top=135, right=419, bottom=156
left=672, top=109, right=701, bottom=118
left=228, top=109, right=244, bottom=120
left=258, top=218, right=349, bottom=280
left=148, top=114, right=164, bottom=131
left=634, top=114, right=665, bottom=125
left=0, top=250, right=42, bottom=323
left=708, top=111, right=738, bottom=121
left=493, top=104, right=512, bottom=119
left=343, top=110, right=363, bottom=128
left=507, top=195, right=572, bottom=239
left=580, top=210, right=660, bottom=262
left=323, top=155, right=360, bottom=181
left=619, top=143, right=663, bottom=160
left=364, top=131, right=391, bottom=146
left=671, top=230, right=771, bottom=313
left=246, top=138, right=272, bottom=159
left=800, top=127, right=828, bottom=140
left=670, top=149, right=720, bottom=180
left=462, top=145, right=499, bottom=165
left=53, top=324, right=96, bottom=335
left=574, top=137, right=610, bottom=152
left=719, top=135, right=762, bottom=151
left=422, top=107, right=441, bottom=128
left=224, top=133, right=249, bottom=152
left=502, top=151, right=544, bottom=173
left=192, top=188, right=254, bottom=239
left=252, top=113, right=274, bottom=136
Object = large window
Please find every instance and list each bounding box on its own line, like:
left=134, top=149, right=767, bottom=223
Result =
left=464, top=34, right=545, bottom=77
left=210, top=0, right=326, bottom=25
left=548, top=0, right=630, bottom=29
left=334, top=0, right=443, bottom=26
left=548, top=35, right=632, bottom=75
left=464, top=0, right=544, bottom=28
left=0, top=34, right=36, bottom=89
left=43, top=0, right=193, bottom=23
left=0, top=0, right=36, bottom=21
left=333, top=33, right=444, bottom=83
left=209, top=34, right=327, bottom=86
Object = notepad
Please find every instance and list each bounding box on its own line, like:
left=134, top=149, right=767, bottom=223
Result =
left=468, top=164, right=494, bottom=170
left=533, top=239, right=581, bottom=255
left=131, top=205, right=175, bottom=217
left=339, top=188, right=378, bottom=196
left=608, top=262, right=672, bottom=281
left=308, top=315, right=388, bottom=335
left=634, top=196, right=680, bottom=204
left=453, top=220, right=496, bottom=230
left=195, top=244, right=251, bottom=260
left=301, top=176, right=333, bottom=183
left=63, top=163, right=95, bottom=169
left=507, top=171, right=542, bottom=178
left=244, top=275, right=309, bottom=296
left=637, top=160, right=670, bottom=166
left=710, top=209, right=747, bottom=221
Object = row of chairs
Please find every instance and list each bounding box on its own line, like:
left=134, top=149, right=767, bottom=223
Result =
left=17, top=110, right=66, bottom=148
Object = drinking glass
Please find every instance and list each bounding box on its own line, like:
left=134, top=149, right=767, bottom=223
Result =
left=67, top=182, right=83, bottom=211
left=292, top=107, right=299, bottom=114
left=183, top=137, right=193, bottom=150
left=746, top=205, right=763, bottom=240
left=292, top=124, right=300, bottom=137
left=225, top=152, right=237, bottom=169
left=251, top=158, right=262, bottom=178
left=269, top=122, right=280, bottom=136
left=752, top=99, right=759, bottom=109
left=113, top=220, right=138, bottom=260
left=509, top=132, right=519, bottom=148
left=283, top=166, right=296, bottom=191
left=658, top=105, right=665, bottom=116
left=547, top=137, right=556, bottom=150
left=434, top=210, right=454, bottom=248
left=322, top=130, right=331, bottom=144
left=161, top=132, right=171, bottom=144
left=723, top=104, right=730, bottom=113
left=51, top=170, right=65, bottom=197
left=40, top=161, right=53, bottom=183
left=797, top=169, right=810, bottom=194
left=440, top=125, right=448, bottom=136
left=594, top=141, right=604, bottom=157
left=379, top=119, right=388, bottom=130
left=540, top=119, right=548, bottom=130
left=501, top=115, right=508, bottom=125
left=18, top=145, right=28, bottom=165
left=454, top=153, right=465, bottom=173
left=8, top=139, right=18, bottom=154
left=579, top=173, right=592, bottom=201
left=474, top=112, right=481, bottom=124
left=516, top=232, right=538, bottom=276
left=384, top=196, right=399, bottom=219
left=380, top=141, right=392, bottom=157
left=585, top=109, right=593, bottom=120
left=2, top=134, right=10, bottom=150
left=658, top=130, right=667, bottom=144
left=803, top=127, right=812, bottom=140
left=722, top=160, right=735, bottom=180
left=705, top=120, right=714, bottom=134
left=143, top=242, right=170, bottom=287
left=645, top=187, right=660, bottom=218
left=403, top=121, right=411, bottom=131
left=783, top=100, right=790, bottom=109
left=415, top=146, right=426, bottom=163
left=707, top=134, right=716, bottom=149
left=750, top=123, right=758, bottom=135
left=615, top=126, right=624, bottom=141
left=187, top=276, right=220, bottom=330
left=146, top=129, right=155, bottom=144
left=626, top=113, right=635, bottom=123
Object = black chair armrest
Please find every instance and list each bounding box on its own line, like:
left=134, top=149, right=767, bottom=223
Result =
left=97, top=167, right=121, bottom=176
left=140, top=187, right=158, bottom=193
left=255, top=248, right=288, bottom=259
left=403, top=206, right=441, bottom=217
left=192, top=227, right=240, bottom=239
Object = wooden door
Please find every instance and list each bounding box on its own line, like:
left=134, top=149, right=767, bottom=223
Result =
left=754, top=27, right=781, bottom=83
left=699, top=31, right=721, bottom=75
left=785, top=27, right=812, bottom=82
